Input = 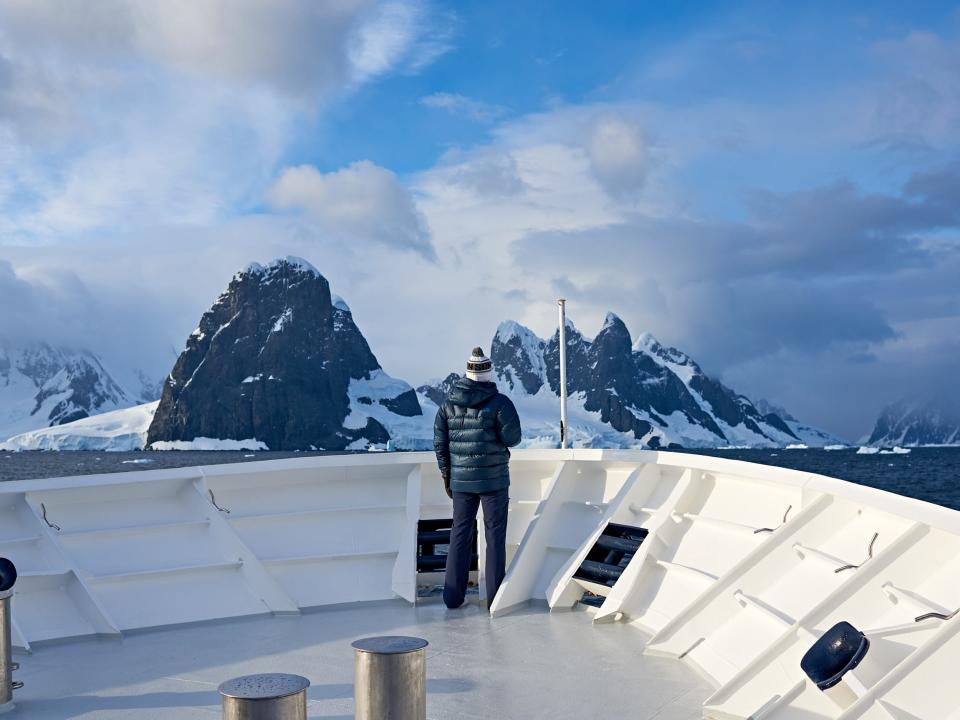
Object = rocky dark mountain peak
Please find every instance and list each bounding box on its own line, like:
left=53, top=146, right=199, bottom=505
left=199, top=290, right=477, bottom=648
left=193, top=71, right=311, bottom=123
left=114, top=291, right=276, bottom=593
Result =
left=593, top=313, right=633, bottom=361
left=491, top=320, right=547, bottom=395
left=147, top=257, right=424, bottom=451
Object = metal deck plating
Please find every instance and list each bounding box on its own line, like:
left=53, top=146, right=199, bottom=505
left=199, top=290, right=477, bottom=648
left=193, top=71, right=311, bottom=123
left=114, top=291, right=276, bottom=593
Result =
left=10, top=600, right=707, bottom=719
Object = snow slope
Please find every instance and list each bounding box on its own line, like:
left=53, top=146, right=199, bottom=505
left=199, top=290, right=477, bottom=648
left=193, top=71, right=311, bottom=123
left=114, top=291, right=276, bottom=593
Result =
left=345, top=369, right=434, bottom=450
left=1, top=400, right=279, bottom=452
left=1, top=401, right=158, bottom=451
left=634, top=333, right=800, bottom=447
left=783, top=419, right=846, bottom=447
left=754, top=398, right=846, bottom=447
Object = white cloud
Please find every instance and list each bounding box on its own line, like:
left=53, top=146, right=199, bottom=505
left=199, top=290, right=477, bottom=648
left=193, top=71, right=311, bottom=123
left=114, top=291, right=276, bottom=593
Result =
left=420, top=92, right=507, bottom=122
left=350, top=1, right=455, bottom=83
left=0, top=0, right=453, bottom=245
left=0, top=0, right=447, bottom=103
left=1, top=10, right=958, bottom=444
left=586, top=113, right=652, bottom=200
left=405, top=82, right=960, bottom=438
left=869, top=30, right=960, bottom=148
left=0, top=260, right=100, bottom=348
left=0, top=79, right=291, bottom=242
left=269, top=161, right=436, bottom=260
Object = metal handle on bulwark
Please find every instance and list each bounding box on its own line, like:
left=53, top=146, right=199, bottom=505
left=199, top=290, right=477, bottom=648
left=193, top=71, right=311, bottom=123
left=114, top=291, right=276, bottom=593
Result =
left=218, top=673, right=310, bottom=720
left=353, top=636, right=428, bottom=720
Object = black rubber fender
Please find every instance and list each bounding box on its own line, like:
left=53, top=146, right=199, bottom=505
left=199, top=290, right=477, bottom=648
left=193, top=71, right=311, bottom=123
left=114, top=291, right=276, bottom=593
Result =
left=801, top=621, right=870, bottom=690
left=0, top=557, right=16, bottom=592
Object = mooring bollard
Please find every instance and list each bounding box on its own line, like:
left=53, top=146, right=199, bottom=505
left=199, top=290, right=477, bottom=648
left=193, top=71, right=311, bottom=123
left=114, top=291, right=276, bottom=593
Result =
left=1, top=557, right=20, bottom=716
left=352, top=636, right=427, bottom=720
left=218, top=673, right=310, bottom=720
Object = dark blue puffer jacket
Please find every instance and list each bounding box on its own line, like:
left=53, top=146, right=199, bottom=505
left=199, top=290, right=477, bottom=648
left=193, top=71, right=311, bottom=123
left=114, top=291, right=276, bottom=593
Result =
left=434, top=377, right=522, bottom=493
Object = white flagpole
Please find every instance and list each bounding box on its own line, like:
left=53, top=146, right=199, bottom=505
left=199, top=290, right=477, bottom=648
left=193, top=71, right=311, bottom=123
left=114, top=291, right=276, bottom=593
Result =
left=558, top=298, right=568, bottom=449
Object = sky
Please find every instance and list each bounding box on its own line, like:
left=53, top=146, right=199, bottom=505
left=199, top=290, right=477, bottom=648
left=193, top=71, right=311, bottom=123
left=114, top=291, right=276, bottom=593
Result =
left=0, top=0, right=959, bottom=441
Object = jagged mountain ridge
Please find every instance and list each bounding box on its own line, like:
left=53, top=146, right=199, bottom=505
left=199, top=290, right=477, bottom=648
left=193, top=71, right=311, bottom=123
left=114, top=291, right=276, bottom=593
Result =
left=4, top=263, right=838, bottom=451
left=0, top=342, right=135, bottom=439
left=867, top=398, right=960, bottom=447
left=477, top=313, right=828, bottom=448
left=146, top=257, right=431, bottom=451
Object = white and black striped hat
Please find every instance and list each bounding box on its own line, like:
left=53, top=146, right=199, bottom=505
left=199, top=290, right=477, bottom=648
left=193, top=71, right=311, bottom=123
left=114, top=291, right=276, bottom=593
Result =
left=466, top=346, right=493, bottom=381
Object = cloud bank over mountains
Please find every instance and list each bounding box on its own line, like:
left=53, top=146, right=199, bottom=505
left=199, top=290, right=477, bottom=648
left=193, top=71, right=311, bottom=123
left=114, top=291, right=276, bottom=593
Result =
left=0, top=2, right=958, bottom=439
left=268, top=161, right=436, bottom=261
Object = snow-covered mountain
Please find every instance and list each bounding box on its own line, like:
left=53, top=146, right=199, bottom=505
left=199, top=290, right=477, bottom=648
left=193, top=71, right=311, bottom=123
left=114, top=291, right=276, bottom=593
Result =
left=417, top=373, right=459, bottom=408
left=866, top=398, right=960, bottom=447
left=146, top=257, right=433, bottom=451
left=424, top=314, right=837, bottom=449
left=4, top=274, right=839, bottom=453
left=0, top=342, right=135, bottom=440
left=754, top=399, right=846, bottom=447
left=118, top=368, right=168, bottom=404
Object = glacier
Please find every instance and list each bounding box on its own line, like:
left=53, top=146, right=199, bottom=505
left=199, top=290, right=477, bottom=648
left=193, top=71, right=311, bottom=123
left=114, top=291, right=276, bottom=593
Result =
left=1, top=401, right=159, bottom=452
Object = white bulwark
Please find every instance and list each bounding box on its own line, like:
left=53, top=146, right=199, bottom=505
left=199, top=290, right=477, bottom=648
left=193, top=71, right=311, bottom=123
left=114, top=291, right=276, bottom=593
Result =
left=2, top=449, right=958, bottom=719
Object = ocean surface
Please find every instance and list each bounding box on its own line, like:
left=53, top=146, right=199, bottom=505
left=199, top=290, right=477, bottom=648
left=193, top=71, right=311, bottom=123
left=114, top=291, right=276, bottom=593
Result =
left=1, top=446, right=958, bottom=511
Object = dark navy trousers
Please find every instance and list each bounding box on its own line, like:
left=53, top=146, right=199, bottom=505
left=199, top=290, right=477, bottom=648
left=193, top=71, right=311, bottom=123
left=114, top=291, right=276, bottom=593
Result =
left=444, top=488, right=509, bottom=609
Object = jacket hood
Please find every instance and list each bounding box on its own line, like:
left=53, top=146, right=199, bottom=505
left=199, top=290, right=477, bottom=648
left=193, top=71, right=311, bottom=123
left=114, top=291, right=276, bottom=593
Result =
left=447, top=377, right=499, bottom=408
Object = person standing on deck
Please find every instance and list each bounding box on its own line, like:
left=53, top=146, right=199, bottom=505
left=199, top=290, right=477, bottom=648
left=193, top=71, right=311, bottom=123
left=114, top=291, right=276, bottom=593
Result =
left=433, top=347, right=522, bottom=610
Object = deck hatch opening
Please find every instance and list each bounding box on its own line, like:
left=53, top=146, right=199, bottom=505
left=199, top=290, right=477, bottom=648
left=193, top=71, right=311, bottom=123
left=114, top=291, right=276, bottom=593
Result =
left=416, top=519, right=477, bottom=573
left=574, top=522, right=648, bottom=600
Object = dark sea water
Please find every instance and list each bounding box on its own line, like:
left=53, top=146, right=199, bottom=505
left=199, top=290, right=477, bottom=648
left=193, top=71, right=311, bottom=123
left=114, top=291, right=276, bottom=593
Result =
left=1, top=447, right=958, bottom=511
left=685, top=447, right=960, bottom=511
left=0, top=450, right=340, bottom=482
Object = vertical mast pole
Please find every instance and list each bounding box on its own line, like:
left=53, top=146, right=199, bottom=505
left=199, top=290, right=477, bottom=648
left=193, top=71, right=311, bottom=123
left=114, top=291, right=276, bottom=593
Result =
left=558, top=298, right=568, bottom=449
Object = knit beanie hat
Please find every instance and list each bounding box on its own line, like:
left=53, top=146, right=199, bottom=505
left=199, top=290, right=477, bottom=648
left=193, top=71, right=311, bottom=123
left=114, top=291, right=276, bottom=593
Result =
left=466, top=346, right=494, bottom=382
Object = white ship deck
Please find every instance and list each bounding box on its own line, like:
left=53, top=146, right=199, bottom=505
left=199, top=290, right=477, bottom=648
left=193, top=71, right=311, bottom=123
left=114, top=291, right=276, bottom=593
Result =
left=3, top=449, right=959, bottom=719
left=12, top=599, right=707, bottom=719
